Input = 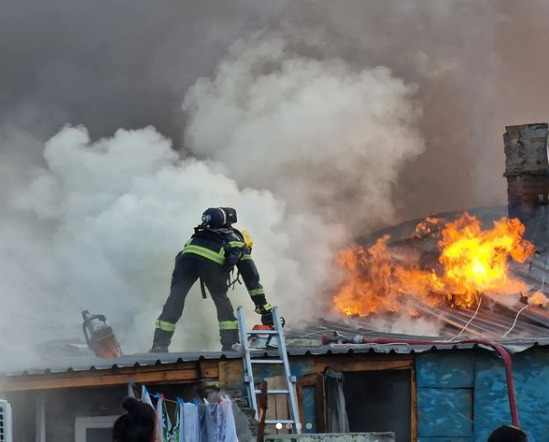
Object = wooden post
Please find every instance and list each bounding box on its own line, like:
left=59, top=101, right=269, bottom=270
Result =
left=257, top=380, right=268, bottom=442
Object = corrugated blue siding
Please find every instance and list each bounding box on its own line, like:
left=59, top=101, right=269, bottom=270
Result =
left=474, top=350, right=549, bottom=442
left=417, top=349, right=548, bottom=442
left=416, top=353, right=475, bottom=388
left=513, top=350, right=549, bottom=442
left=417, top=388, right=472, bottom=437
left=473, top=353, right=511, bottom=441
left=416, top=353, right=474, bottom=439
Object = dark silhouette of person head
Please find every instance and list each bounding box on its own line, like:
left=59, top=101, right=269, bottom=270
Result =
left=112, top=397, right=156, bottom=442
left=488, top=425, right=528, bottom=442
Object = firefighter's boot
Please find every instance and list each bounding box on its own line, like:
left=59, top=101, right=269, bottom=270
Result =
left=150, top=329, right=173, bottom=353
left=220, top=328, right=240, bottom=352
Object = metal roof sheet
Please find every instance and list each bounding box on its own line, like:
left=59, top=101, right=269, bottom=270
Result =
left=2, top=333, right=549, bottom=379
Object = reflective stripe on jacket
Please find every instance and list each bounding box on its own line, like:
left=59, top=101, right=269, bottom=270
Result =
left=182, top=239, right=226, bottom=265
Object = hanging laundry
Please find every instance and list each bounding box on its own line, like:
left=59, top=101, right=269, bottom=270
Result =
left=134, top=385, right=239, bottom=442
left=161, top=395, right=175, bottom=442
left=127, top=381, right=136, bottom=398
left=173, top=400, right=182, bottom=442
left=198, top=403, right=208, bottom=441
left=141, top=386, right=154, bottom=408
left=183, top=402, right=199, bottom=441
left=155, top=394, right=165, bottom=442
left=204, top=402, right=220, bottom=442
left=219, top=398, right=238, bottom=442
left=204, top=399, right=237, bottom=442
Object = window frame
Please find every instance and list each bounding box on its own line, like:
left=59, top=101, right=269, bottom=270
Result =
left=74, top=415, right=118, bottom=442
left=309, top=355, right=417, bottom=441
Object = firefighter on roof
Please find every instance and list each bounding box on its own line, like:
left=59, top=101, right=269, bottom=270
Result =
left=150, top=207, right=273, bottom=352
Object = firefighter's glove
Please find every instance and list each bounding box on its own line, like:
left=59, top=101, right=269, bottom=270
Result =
left=255, top=303, right=273, bottom=326
left=254, top=303, right=273, bottom=315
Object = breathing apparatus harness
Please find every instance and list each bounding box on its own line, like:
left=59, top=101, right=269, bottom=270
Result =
left=191, top=225, right=248, bottom=298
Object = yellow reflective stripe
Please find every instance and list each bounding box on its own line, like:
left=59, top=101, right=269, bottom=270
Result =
left=228, top=241, right=245, bottom=248
left=155, top=319, right=176, bottom=332
left=241, top=254, right=252, bottom=261
left=249, top=288, right=265, bottom=297
left=182, top=245, right=225, bottom=264
left=262, top=303, right=273, bottom=311
left=218, top=320, right=239, bottom=330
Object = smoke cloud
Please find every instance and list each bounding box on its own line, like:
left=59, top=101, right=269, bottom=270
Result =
left=4, top=29, right=423, bottom=357
left=183, top=33, right=424, bottom=234
left=3, top=0, right=549, bottom=362
left=4, top=125, right=297, bottom=354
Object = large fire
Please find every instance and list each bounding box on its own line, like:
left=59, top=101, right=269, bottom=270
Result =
left=334, top=214, right=535, bottom=316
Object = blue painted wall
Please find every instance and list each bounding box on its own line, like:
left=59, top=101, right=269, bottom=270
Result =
left=417, top=352, right=474, bottom=441
left=416, top=348, right=549, bottom=442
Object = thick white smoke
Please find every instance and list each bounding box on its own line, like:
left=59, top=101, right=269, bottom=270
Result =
left=184, top=33, right=425, bottom=234
left=0, top=31, right=426, bottom=364
left=5, top=125, right=304, bottom=355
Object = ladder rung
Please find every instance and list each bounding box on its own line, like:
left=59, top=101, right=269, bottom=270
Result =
left=237, top=306, right=302, bottom=434
left=246, top=330, right=279, bottom=335
left=254, top=389, right=289, bottom=394
left=251, top=359, right=283, bottom=364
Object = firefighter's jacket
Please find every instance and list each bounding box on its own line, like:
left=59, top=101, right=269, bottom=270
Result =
left=181, top=227, right=268, bottom=307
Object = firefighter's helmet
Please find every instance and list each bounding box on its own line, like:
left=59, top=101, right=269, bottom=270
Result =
left=201, top=207, right=237, bottom=228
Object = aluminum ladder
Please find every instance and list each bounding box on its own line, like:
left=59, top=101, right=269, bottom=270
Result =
left=237, top=305, right=302, bottom=434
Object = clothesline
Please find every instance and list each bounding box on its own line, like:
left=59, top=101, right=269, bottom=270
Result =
left=159, top=395, right=249, bottom=406
left=127, top=381, right=248, bottom=407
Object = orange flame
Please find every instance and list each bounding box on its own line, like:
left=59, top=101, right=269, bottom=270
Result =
left=334, top=214, right=535, bottom=316
left=529, top=291, right=549, bottom=309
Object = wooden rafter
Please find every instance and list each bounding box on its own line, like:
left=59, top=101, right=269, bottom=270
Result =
left=0, top=360, right=219, bottom=392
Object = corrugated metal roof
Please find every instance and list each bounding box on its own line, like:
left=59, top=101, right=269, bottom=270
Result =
left=2, top=332, right=549, bottom=379
left=0, top=351, right=238, bottom=377
left=4, top=291, right=549, bottom=378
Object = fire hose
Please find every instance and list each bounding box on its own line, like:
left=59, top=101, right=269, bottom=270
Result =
left=322, top=334, right=520, bottom=427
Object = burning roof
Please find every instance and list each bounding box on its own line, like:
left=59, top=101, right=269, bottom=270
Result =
left=321, top=207, right=549, bottom=342
left=320, top=123, right=549, bottom=341
left=334, top=212, right=537, bottom=314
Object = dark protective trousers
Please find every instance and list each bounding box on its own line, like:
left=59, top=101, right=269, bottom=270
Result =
left=154, top=252, right=239, bottom=348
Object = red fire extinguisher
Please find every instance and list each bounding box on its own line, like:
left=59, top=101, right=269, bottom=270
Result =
left=82, top=310, right=122, bottom=358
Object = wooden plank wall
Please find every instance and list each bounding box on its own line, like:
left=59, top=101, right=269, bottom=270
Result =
left=0, top=360, right=219, bottom=392
left=220, top=354, right=416, bottom=440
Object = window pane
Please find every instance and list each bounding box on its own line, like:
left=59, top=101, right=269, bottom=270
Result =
left=86, top=427, right=112, bottom=442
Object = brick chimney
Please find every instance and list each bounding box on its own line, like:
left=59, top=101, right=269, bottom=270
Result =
left=504, top=123, right=549, bottom=251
